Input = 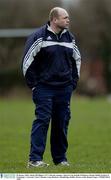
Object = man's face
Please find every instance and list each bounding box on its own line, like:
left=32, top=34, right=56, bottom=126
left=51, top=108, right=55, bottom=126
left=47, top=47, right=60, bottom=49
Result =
left=55, top=10, right=70, bottom=30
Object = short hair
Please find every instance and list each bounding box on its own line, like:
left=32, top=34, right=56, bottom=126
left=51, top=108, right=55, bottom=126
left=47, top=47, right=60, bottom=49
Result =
left=49, top=7, right=60, bottom=21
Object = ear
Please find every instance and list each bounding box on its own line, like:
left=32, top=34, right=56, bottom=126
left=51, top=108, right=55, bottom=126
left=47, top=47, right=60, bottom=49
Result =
left=53, top=17, right=57, bottom=23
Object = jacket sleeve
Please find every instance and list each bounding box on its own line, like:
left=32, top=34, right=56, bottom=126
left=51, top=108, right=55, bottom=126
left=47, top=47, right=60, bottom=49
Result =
left=72, top=38, right=81, bottom=89
left=22, top=32, right=43, bottom=89
left=72, top=39, right=81, bottom=77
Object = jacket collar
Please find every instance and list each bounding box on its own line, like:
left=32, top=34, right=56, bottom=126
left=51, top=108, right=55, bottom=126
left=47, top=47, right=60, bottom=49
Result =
left=47, top=22, right=67, bottom=36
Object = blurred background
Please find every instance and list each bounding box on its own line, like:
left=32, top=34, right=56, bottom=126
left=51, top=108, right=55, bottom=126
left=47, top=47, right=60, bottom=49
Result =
left=0, top=0, right=111, bottom=98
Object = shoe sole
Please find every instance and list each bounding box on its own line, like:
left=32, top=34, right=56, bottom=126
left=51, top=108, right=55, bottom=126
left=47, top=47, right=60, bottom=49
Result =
left=27, top=163, right=49, bottom=168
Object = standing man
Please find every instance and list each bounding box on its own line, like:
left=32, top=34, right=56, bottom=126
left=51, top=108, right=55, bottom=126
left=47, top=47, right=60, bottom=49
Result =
left=22, top=7, right=81, bottom=167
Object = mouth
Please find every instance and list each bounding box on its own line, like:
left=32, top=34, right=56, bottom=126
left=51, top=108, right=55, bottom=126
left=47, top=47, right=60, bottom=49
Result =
left=66, top=23, right=69, bottom=26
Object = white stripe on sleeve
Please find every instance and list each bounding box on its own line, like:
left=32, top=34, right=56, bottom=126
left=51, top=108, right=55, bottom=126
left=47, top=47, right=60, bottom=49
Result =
left=72, top=40, right=81, bottom=77
left=23, top=39, right=43, bottom=76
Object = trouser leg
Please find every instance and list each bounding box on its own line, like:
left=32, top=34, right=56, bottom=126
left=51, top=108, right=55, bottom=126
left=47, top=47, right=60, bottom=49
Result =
left=29, top=85, right=53, bottom=161
left=51, top=85, right=73, bottom=164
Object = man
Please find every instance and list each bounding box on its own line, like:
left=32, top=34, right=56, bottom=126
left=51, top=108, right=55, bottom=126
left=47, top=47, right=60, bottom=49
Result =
left=22, top=7, right=81, bottom=167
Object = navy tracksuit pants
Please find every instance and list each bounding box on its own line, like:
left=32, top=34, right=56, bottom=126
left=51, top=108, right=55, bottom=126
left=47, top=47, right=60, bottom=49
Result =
left=29, top=84, right=73, bottom=164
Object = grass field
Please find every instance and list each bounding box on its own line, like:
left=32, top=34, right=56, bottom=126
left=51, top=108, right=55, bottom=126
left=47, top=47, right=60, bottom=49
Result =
left=0, top=95, right=111, bottom=173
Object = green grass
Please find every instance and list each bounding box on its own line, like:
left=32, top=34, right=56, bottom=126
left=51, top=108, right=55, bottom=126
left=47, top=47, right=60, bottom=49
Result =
left=0, top=96, right=111, bottom=173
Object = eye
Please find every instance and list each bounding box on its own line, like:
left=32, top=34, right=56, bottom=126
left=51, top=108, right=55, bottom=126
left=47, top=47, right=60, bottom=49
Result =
left=64, top=16, right=69, bottom=20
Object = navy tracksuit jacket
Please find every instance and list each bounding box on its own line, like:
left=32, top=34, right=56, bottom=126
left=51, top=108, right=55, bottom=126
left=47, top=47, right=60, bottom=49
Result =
left=22, top=23, right=81, bottom=164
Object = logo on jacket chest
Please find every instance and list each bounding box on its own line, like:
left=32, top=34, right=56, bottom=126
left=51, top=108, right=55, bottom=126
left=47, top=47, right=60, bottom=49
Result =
left=46, top=36, right=52, bottom=40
